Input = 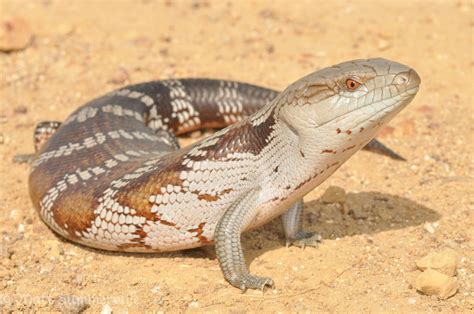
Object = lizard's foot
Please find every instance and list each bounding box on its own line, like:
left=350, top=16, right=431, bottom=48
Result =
left=286, top=231, right=322, bottom=249
left=231, top=273, right=275, bottom=293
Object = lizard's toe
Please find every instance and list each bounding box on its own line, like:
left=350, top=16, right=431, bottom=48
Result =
left=239, top=275, right=275, bottom=293
left=286, top=231, right=322, bottom=249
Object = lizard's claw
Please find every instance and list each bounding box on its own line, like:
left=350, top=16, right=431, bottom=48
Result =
left=286, top=231, right=322, bottom=249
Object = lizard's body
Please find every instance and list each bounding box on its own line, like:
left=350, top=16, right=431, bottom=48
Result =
left=26, top=58, right=420, bottom=290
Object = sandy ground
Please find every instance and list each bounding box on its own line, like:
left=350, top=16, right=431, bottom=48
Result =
left=0, top=0, right=473, bottom=312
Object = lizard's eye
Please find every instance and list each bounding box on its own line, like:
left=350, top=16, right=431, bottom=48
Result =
left=345, top=78, right=361, bottom=91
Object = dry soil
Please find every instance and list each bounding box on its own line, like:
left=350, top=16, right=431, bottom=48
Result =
left=0, top=0, right=473, bottom=312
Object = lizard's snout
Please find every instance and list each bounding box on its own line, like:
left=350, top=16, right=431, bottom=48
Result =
left=394, top=69, right=421, bottom=91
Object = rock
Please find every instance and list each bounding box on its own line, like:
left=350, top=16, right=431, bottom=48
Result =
left=416, top=248, right=460, bottom=276
left=320, top=186, right=346, bottom=204
left=0, top=17, right=32, bottom=52
left=415, top=269, right=459, bottom=299
left=55, top=295, right=89, bottom=314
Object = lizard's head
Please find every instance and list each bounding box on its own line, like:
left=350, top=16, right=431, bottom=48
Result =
left=278, top=58, right=420, bottom=149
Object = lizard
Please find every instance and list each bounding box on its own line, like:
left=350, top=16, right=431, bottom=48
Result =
left=23, top=58, right=420, bottom=291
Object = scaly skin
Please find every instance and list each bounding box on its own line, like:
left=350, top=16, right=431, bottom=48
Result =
left=26, top=58, right=420, bottom=291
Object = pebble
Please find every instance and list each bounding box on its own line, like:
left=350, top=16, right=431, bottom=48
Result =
left=44, top=240, right=64, bottom=258
left=39, top=263, right=55, bottom=274
left=0, top=17, right=32, bottom=52
left=416, top=248, right=460, bottom=276
left=423, top=222, right=436, bottom=234
left=151, top=285, right=161, bottom=293
left=107, top=67, right=129, bottom=85
left=188, top=301, right=199, bottom=308
left=13, top=105, right=28, bottom=114
left=101, top=304, right=112, bottom=314
left=320, top=186, right=346, bottom=204
left=55, top=295, right=89, bottom=314
left=415, top=268, right=459, bottom=299
left=377, top=39, right=391, bottom=51
left=9, top=209, right=22, bottom=221
left=72, top=274, right=84, bottom=287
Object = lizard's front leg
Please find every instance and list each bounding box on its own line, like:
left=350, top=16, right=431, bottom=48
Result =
left=215, top=189, right=274, bottom=292
left=282, top=199, right=322, bottom=249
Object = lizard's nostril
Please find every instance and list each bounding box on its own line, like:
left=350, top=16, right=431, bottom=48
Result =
left=394, top=69, right=421, bottom=89
left=394, top=73, right=409, bottom=85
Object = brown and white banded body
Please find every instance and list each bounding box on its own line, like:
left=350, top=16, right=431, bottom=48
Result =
left=27, top=58, right=420, bottom=291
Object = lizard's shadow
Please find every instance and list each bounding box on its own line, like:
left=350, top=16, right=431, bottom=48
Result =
left=240, top=190, right=440, bottom=267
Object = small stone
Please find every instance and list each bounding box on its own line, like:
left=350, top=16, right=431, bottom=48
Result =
left=320, top=186, right=346, bottom=204
left=17, top=224, right=25, bottom=233
left=0, top=17, right=32, bottom=52
left=188, top=301, right=199, bottom=308
left=55, top=295, right=89, bottom=314
left=407, top=297, right=417, bottom=304
left=101, top=304, right=112, bottom=314
left=377, top=39, right=391, bottom=51
left=415, top=269, right=459, bottom=299
left=73, top=274, right=83, bottom=286
left=107, top=67, right=129, bottom=85
left=151, top=285, right=161, bottom=293
left=159, top=48, right=169, bottom=57
left=13, top=106, right=27, bottom=114
left=9, top=209, right=22, bottom=221
left=39, top=263, right=55, bottom=274
left=423, top=222, right=436, bottom=234
left=416, top=248, right=460, bottom=276
left=44, top=240, right=64, bottom=258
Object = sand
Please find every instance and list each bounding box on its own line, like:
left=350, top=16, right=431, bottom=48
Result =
left=0, top=0, right=472, bottom=312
